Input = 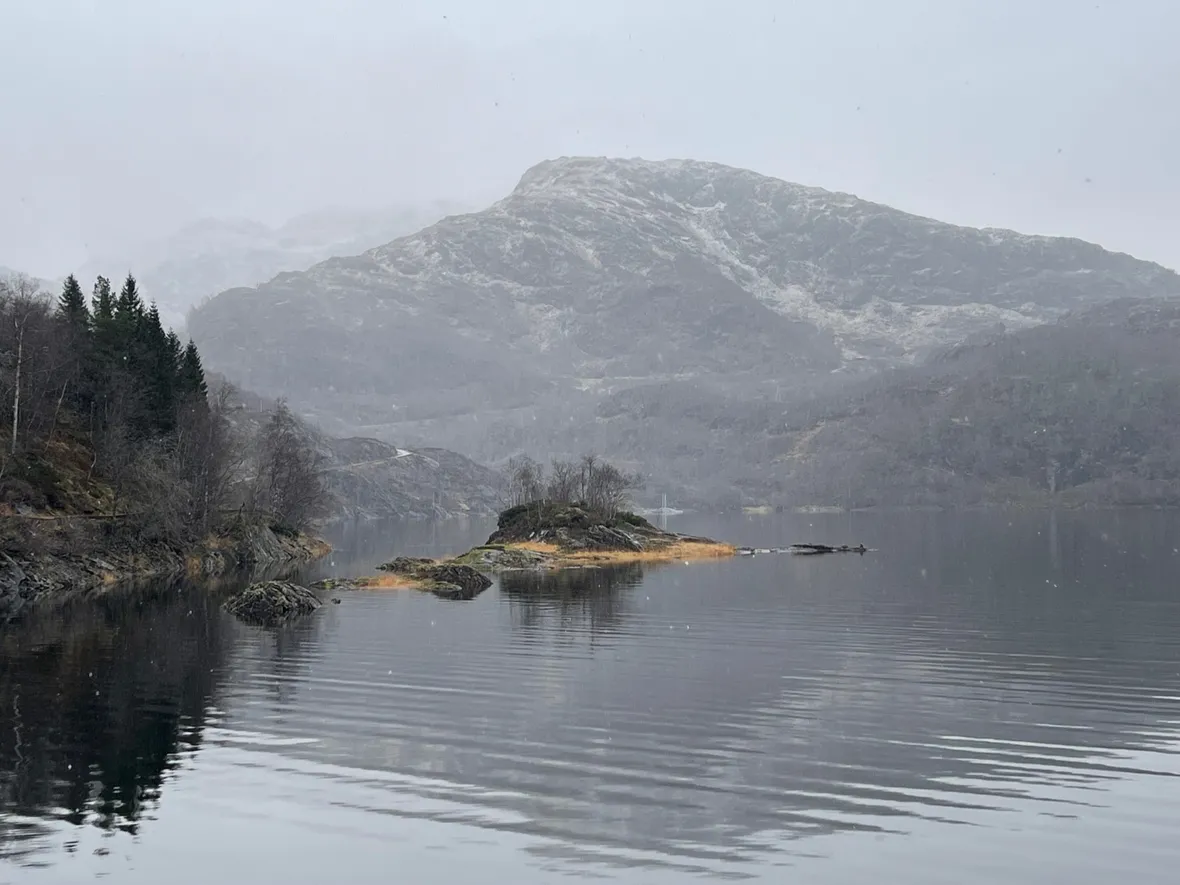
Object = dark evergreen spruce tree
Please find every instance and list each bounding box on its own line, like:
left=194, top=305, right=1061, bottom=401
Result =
left=114, top=273, right=144, bottom=350
left=91, top=276, right=118, bottom=370
left=88, top=275, right=123, bottom=424
left=57, top=275, right=90, bottom=329
left=56, top=276, right=95, bottom=409
left=91, top=275, right=115, bottom=320
left=166, top=330, right=183, bottom=368
left=178, top=340, right=208, bottom=400
left=138, top=303, right=178, bottom=434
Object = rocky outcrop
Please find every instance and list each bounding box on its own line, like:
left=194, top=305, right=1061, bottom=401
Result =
left=375, top=557, right=493, bottom=600
left=488, top=503, right=676, bottom=553
left=450, top=545, right=553, bottom=570
left=0, top=519, right=331, bottom=623
left=223, top=581, right=322, bottom=626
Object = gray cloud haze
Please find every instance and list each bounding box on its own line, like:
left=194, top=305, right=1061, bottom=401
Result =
left=2, top=0, right=1177, bottom=275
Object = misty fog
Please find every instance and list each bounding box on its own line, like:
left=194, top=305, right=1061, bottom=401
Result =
left=4, top=0, right=1178, bottom=276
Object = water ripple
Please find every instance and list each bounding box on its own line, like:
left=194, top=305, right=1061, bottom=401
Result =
left=5, top=512, right=1180, bottom=882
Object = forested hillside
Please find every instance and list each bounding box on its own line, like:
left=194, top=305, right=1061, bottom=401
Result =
left=773, top=299, right=1180, bottom=508
left=0, top=272, right=329, bottom=547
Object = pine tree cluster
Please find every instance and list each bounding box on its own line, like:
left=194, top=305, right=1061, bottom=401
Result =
left=57, top=273, right=208, bottom=438
left=3, top=271, right=329, bottom=540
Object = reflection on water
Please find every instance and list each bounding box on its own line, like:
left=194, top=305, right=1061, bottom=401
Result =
left=2, top=512, right=1180, bottom=883
left=0, top=584, right=230, bottom=863
left=300, top=515, right=496, bottom=582
left=500, top=564, right=645, bottom=635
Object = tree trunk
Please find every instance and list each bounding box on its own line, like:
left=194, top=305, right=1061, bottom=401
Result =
left=46, top=378, right=69, bottom=450
left=11, top=315, right=23, bottom=455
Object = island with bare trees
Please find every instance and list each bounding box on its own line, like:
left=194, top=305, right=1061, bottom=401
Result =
left=321, top=455, right=735, bottom=600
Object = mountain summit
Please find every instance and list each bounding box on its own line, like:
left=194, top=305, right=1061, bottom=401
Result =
left=187, top=156, right=1180, bottom=484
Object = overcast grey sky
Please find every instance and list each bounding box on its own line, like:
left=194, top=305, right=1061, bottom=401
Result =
left=2, top=0, right=1177, bottom=276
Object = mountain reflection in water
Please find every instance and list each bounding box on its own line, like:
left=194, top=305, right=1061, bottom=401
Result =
left=2, top=511, right=1179, bottom=883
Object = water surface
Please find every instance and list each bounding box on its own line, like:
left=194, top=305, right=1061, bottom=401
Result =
left=3, top=511, right=1179, bottom=883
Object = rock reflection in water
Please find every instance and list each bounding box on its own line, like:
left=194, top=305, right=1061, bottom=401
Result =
left=499, top=564, right=645, bottom=637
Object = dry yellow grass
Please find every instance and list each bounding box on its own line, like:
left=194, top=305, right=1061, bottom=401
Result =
left=333, top=539, right=735, bottom=592
left=348, top=574, right=424, bottom=591
left=513, top=539, right=735, bottom=566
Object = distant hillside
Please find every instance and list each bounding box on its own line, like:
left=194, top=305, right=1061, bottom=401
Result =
left=186, top=156, right=1180, bottom=501
left=768, top=298, right=1180, bottom=508
left=213, top=377, right=501, bottom=520
left=77, top=203, right=467, bottom=328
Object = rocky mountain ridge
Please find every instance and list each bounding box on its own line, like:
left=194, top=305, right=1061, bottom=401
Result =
left=186, top=156, right=1180, bottom=501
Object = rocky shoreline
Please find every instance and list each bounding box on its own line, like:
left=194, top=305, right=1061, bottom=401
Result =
left=0, top=520, right=331, bottom=623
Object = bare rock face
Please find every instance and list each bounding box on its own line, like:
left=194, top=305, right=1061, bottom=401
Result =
left=223, top=581, right=323, bottom=626
left=189, top=154, right=1180, bottom=432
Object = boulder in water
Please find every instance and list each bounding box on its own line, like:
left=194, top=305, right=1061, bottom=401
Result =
left=224, top=580, right=322, bottom=626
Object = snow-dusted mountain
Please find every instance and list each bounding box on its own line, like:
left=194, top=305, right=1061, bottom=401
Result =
left=187, top=156, right=1180, bottom=489
left=76, top=202, right=467, bottom=328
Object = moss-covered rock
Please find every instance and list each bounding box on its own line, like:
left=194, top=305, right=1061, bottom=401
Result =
left=450, top=545, right=552, bottom=570
left=376, top=558, right=492, bottom=600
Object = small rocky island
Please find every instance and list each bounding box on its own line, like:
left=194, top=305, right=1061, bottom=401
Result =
left=319, top=502, right=735, bottom=600
left=454, top=502, right=734, bottom=569
left=313, top=502, right=731, bottom=608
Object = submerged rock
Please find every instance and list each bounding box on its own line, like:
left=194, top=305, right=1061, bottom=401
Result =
left=376, top=556, right=436, bottom=573
left=223, top=580, right=322, bottom=626
left=310, top=577, right=352, bottom=591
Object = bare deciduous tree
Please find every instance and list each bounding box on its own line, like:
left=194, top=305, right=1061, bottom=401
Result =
left=504, top=451, right=641, bottom=516
left=0, top=276, right=66, bottom=471
left=585, top=461, right=642, bottom=516
left=174, top=383, right=246, bottom=535
left=503, top=454, right=544, bottom=507
left=546, top=458, right=579, bottom=503
left=249, top=399, right=331, bottom=531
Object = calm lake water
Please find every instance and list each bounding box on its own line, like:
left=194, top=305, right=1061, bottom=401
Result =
left=3, top=511, right=1180, bottom=883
